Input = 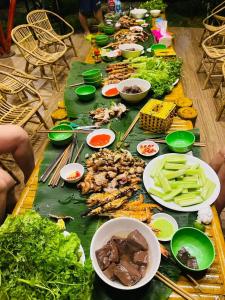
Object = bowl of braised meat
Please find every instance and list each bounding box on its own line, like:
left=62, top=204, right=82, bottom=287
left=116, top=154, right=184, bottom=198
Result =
left=90, top=217, right=161, bottom=290
left=118, top=78, right=151, bottom=103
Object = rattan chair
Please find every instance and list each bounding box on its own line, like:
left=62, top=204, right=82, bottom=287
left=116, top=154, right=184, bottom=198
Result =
left=11, top=24, right=68, bottom=91
left=26, top=9, right=77, bottom=57
left=0, top=64, right=38, bottom=103
left=0, top=71, right=48, bottom=129
left=197, top=25, right=225, bottom=89
left=213, top=1, right=225, bottom=23
left=213, top=61, right=225, bottom=120
left=199, top=5, right=225, bottom=46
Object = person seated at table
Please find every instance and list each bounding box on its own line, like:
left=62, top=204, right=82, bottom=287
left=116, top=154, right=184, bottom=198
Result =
left=0, top=125, right=34, bottom=224
left=79, top=0, right=103, bottom=36
left=210, top=147, right=225, bottom=215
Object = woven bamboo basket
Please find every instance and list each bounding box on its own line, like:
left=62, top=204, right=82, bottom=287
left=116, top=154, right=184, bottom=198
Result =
left=140, top=99, right=176, bottom=133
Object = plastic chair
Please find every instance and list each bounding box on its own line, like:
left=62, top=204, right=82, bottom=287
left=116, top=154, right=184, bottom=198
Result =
left=26, top=9, right=77, bottom=57
left=11, top=24, right=68, bottom=91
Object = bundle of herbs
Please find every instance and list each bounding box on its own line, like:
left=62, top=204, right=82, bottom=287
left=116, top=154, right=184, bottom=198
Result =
left=129, top=56, right=182, bottom=98
left=0, top=211, right=93, bottom=300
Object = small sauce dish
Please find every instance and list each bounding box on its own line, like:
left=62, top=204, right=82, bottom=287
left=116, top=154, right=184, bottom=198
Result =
left=137, top=141, right=159, bottom=157
left=60, top=163, right=84, bottom=183
left=151, top=213, right=178, bottom=242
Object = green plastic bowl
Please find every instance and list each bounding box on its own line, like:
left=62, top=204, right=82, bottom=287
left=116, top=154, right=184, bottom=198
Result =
left=103, top=26, right=115, bottom=35
left=82, top=69, right=101, bottom=80
left=75, top=85, right=96, bottom=101
left=171, top=227, right=215, bottom=272
left=165, top=131, right=195, bottom=153
left=96, top=39, right=109, bottom=47
left=48, top=124, right=73, bottom=146
left=84, top=74, right=102, bottom=82
left=95, top=34, right=108, bottom=40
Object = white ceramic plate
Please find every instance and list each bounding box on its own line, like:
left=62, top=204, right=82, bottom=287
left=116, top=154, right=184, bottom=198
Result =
left=63, top=231, right=85, bottom=265
left=137, top=140, right=159, bottom=157
left=151, top=213, right=178, bottom=242
left=86, top=128, right=115, bottom=149
left=143, top=153, right=220, bottom=212
left=102, top=84, right=119, bottom=97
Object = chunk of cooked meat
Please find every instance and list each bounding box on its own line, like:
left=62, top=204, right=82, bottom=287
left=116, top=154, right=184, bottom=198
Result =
left=120, top=259, right=142, bottom=282
left=127, top=230, right=148, bottom=251
left=103, top=263, right=116, bottom=280
left=133, top=251, right=148, bottom=266
left=111, top=236, right=128, bottom=255
left=95, top=244, right=111, bottom=270
left=108, top=240, right=119, bottom=263
left=113, top=264, right=133, bottom=286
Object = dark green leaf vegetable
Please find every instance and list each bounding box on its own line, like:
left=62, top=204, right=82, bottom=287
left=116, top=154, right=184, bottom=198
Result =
left=128, top=56, right=182, bottom=98
left=0, top=211, right=93, bottom=300
left=140, top=0, right=167, bottom=11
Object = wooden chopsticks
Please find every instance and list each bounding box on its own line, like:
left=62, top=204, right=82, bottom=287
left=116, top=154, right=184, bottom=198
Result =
left=156, top=271, right=195, bottom=300
left=149, top=139, right=206, bottom=147
left=38, top=129, right=92, bottom=134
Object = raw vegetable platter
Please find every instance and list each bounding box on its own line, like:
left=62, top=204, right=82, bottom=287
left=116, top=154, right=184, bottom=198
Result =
left=143, top=153, right=220, bottom=212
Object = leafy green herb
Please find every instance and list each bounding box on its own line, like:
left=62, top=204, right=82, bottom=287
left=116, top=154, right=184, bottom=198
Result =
left=140, top=0, right=167, bottom=11
left=128, top=56, right=182, bottom=98
left=0, top=211, right=94, bottom=300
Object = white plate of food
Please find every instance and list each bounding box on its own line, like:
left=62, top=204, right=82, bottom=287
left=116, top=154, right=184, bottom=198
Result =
left=143, top=153, right=220, bottom=212
left=86, top=128, right=115, bottom=149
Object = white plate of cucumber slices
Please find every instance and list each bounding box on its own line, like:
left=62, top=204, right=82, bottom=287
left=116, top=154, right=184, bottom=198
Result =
left=143, top=153, right=220, bottom=212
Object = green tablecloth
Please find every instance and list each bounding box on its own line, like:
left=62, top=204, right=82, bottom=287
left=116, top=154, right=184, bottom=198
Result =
left=34, top=61, right=200, bottom=300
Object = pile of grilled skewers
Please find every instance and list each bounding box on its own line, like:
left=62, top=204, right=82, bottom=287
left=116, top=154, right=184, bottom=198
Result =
left=119, top=16, right=138, bottom=28
left=104, top=62, right=135, bottom=84
left=83, top=190, right=162, bottom=223
left=78, top=149, right=145, bottom=194
left=104, top=28, right=148, bottom=50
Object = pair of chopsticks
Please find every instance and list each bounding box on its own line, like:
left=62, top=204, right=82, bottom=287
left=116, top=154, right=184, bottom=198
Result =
left=38, top=129, right=93, bottom=134
left=149, top=138, right=206, bottom=147
left=156, top=271, right=195, bottom=300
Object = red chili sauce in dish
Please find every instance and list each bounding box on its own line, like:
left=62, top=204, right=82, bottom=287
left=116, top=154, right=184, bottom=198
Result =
left=105, top=87, right=119, bottom=97
left=89, top=134, right=111, bottom=147
left=140, top=144, right=156, bottom=155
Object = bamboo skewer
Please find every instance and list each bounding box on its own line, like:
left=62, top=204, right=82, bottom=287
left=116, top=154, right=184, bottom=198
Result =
left=122, top=112, right=140, bottom=142
left=39, top=149, right=65, bottom=182
left=52, top=147, right=71, bottom=187
left=48, top=145, right=71, bottom=187
left=73, top=142, right=85, bottom=163
left=61, top=136, right=77, bottom=187
left=155, top=271, right=195, bottom=300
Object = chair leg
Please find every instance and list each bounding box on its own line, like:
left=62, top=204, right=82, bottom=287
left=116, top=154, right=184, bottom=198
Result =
left=203, top=60, right=216, bottom=90
left=216, top=101, right=225, bottom=121
left=50, top=65, right=59, bottom=91
left=213, top=77, right=224, bottom=98
left=63, top=56, right=70, bottom=69
left=35, top=110, right=49, bottom=129
left=69, top=36, right=77, bottom=57
left=199, top=28, right=206, bottom=47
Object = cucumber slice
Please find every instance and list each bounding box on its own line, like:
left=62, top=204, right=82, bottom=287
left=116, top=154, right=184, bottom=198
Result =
left=201, top=178, right=216, bottom=200
left=176, top=196, right=204, bottom=207
left=165, top=156, right=187, bottom=164
left=162, top=187, right=183, bottom=201
left=165, top=167, right=189, bottom=180
left=164, top=163, right=186, bottom=170
left=148, top=188, right=165, bottom=198
left=170, top=182, right=201, bottom=189
left=158, top=172, right=172, bottom=193
left=185, top=169, right=200, bottom=175
left=199, top=167, right=207, bottom=186
left=174, top=192, right=200, bottom=202
left=150, top=158, right=165, bottom=177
